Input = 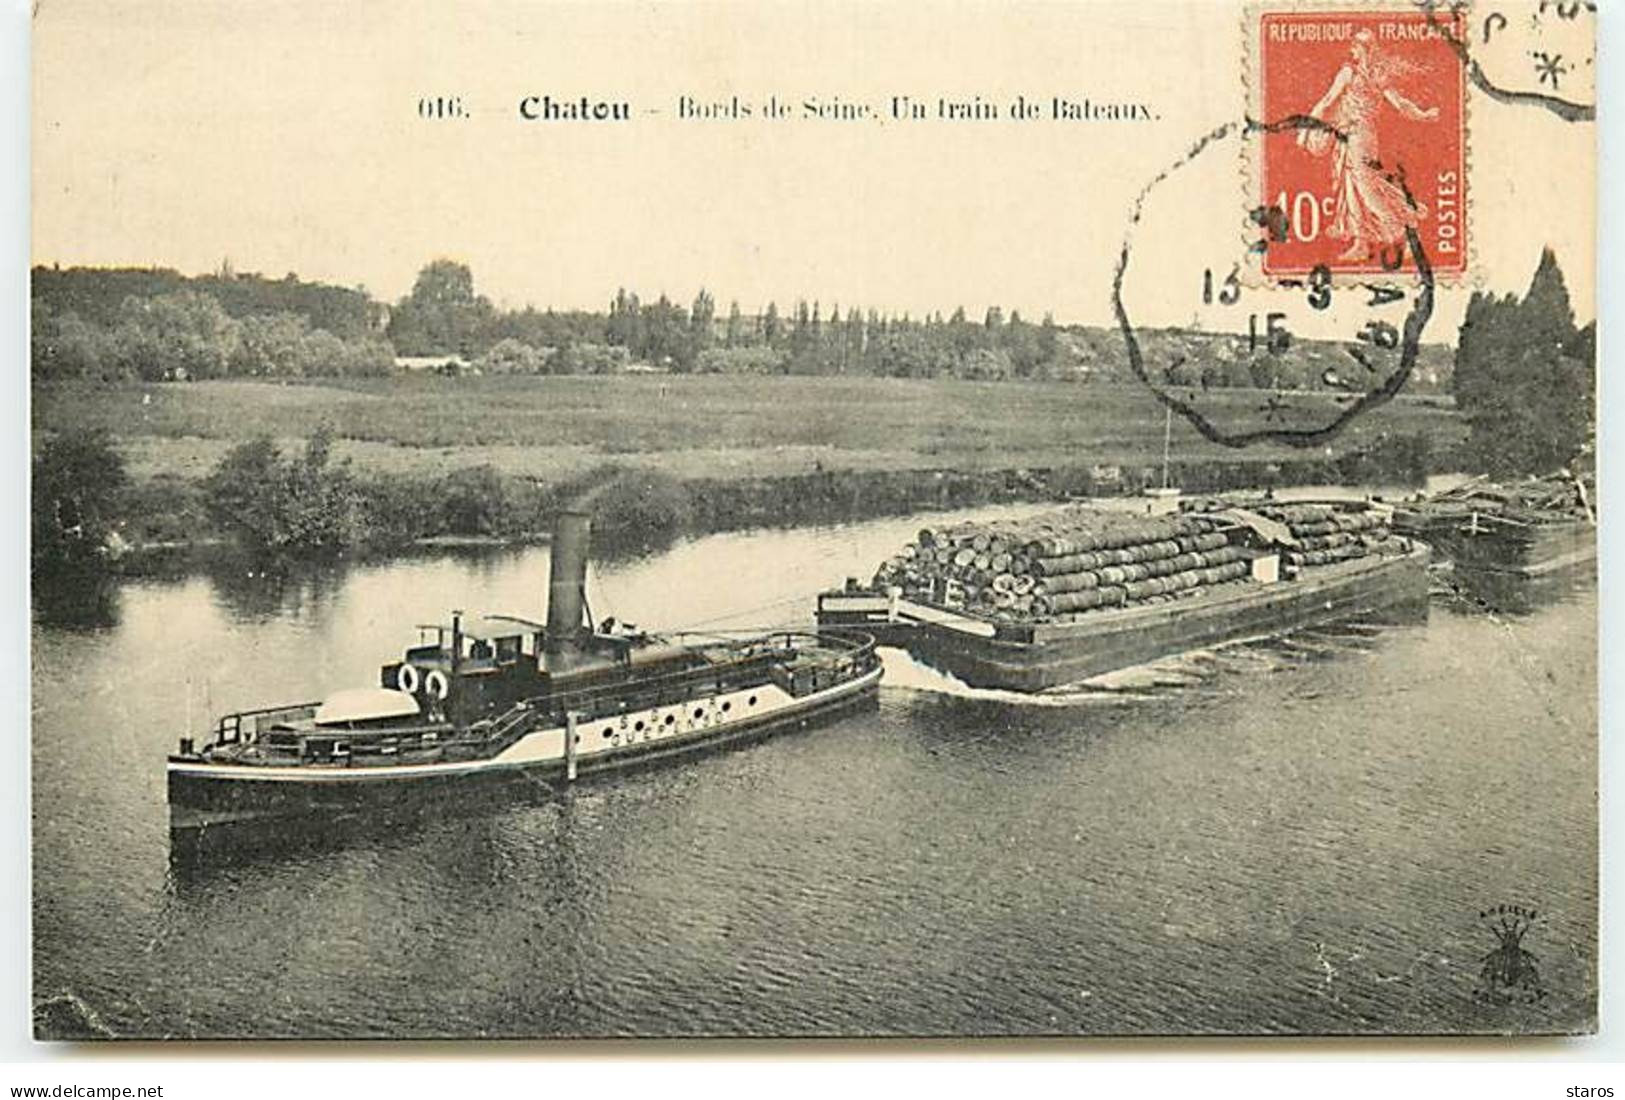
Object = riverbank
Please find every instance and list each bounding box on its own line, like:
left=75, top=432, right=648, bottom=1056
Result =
left=32, top=375, right=1463, bottom=571
left=94, top=440, right=1448, bottom=581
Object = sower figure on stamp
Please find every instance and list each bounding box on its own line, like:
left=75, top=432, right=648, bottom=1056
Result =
left=1297, top=28, right=1440, bottom=262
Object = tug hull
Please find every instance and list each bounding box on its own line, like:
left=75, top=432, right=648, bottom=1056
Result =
left=170, top=664, right=881, bottom=839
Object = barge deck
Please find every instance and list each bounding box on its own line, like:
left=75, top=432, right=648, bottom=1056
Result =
left=819, top=542, right=1429, bottom=691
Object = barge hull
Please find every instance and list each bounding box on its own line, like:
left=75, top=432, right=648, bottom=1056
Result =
left=822, top=546, right=1428, bottom=692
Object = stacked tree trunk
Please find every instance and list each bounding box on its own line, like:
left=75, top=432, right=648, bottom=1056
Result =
left=1250, top=503, right=1392, bottom=572
left=872, top=508, right=1250, bottom=623
left=870, top=501, right=1403, bottom=622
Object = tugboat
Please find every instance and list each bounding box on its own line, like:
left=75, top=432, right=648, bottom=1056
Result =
left=168, top=512, right=882, bottom=837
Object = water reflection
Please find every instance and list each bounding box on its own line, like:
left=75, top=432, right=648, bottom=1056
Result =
left=31, top=566, right=122, bottom=631
left=201, top=555, right=353, bottom=624
left=167, top=774, right=563, bottom=882
left=1437, top=564, right=1596, bottom=618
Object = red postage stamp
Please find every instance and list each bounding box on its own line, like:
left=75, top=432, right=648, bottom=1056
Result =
left=1256, top=8, right=1467, bottom=279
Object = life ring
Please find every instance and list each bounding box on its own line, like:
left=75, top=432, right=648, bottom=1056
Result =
left=397, top=664, right=420, bottom=694
left=424, top=669, right=450, bottom=701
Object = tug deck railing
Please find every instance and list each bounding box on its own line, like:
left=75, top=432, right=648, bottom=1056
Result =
left=200, top=631, right=878, bottom=766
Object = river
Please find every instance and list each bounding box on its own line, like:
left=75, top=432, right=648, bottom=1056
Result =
left=30, top=502, right=1596, bottom=1038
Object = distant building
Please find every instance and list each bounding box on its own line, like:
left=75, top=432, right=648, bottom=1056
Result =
left=395, top=354, right=471, bottom=376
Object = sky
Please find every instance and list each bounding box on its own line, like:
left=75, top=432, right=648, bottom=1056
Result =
left=32, top=0, right=1595, bottom=333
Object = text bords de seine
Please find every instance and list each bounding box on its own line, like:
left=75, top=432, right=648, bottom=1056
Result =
left=513, top=93, right=1153, bottom=122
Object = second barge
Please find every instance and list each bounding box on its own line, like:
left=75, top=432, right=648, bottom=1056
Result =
left=1392, top=472, right=1596, bottom=581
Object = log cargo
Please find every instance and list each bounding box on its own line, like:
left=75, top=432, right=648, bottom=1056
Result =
left=868, top=503, right=1405, bottom=625
left=819, top=499, right=1430, bottom=690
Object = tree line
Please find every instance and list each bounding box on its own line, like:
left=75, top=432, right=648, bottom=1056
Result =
left=32, top=268, right=395, bottom=382
left=30, top=259, right=1082, bottom=382
left=388, top=260, right=1078, bottom=379
left=32, top=263, right=382, bottom=338
left=594, top=288, right=1073, bottom=379
left=33, top=255, right=1483, bottom=391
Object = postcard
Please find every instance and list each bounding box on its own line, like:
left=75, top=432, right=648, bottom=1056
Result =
left=30, top=0, right=1596, bottom=1039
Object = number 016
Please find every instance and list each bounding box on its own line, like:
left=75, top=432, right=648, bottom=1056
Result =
left=1274, top=191, right=1334, bottom=243
left=418, top=96, right=466, bottom=119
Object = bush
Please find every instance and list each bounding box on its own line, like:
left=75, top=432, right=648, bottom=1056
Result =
left=553, top=342, right=631, bottom=375
left=347, top=337, right=398, bottom=378
left=1329, top=432, right=1432, bottom=487
left=114, top=291, right=241, bottom=381
left=295, top=329, right=395, bottom=378
left=32, top=431, right=129, bottom=574
left=960, top=347, right=1014, bottom=380
left=32, top=306, right=124, bottom=381
left=117, top=475, right=208, bottom=546
left=549, top=465, right=691, bottom=552
left=299, top=329, right=352, bottom=377
left=232, top=312, right=310, bottom=377
left=868, top=330, right=957, bottom=378
left=202, top=428, right=368, bottom=558
left=477, top=338, right=547, bottom=375
left=355, top=473, right=433, bottom=551
left=696, top=345, right=789, bottom=374
left=439, top=465, right=512, bottom=536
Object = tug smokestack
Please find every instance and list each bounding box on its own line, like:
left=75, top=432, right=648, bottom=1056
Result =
left=546, top=510, right=591, bottom=650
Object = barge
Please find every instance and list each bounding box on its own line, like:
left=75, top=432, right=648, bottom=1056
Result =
left=818, top=501, right=1429, bottom=691
left=1392, top=472, right=1596, bottom=579
left=169, top=512, right=882, bottom=837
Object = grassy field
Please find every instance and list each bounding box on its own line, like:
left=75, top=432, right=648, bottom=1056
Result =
left=33, top=374, right=1464, bottom=485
